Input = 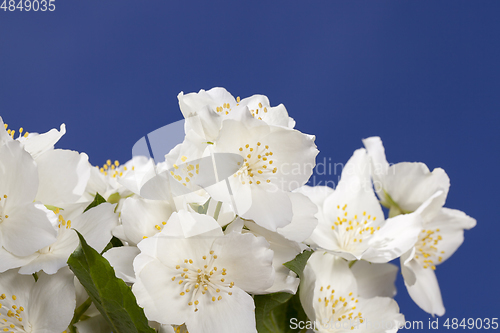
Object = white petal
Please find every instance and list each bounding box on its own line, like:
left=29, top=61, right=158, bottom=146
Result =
left=73, top=314, right=112, bottom=333
left=103, top=246, right=140, bottom=284
left=362, top=136, right=389, bottom=200
left=223, top=176, right=252, bottom=217
left=0, top=140, right=38, bottom=208
left=211, top=232, right=274, bottom=293
left=186, top=287, right=257, bottom=333
left=140, top=171, right=174, bottom=201
left=22, top=123, right=66, bottom=159
left=354, top=297, right=404, bottom=333
left=183, top=107, right=223, bottom=143
left=402, top=257, right=445, bottom=316
left=263, top=126, right=318, bottom=189
left=0, top=268, right=34, bottom=309
left=239, top=94, right=291, bottom=128
left=223, top=219, right=244, bottom=237
left=74, top=203, right=119, bottom=253
left=178, top=87, right=235, bottom=118
left=308, top=251, right=358, bottom=299
left=132, top=258, right=192, bottom=325
left=294, top=185, right=334, bottom=226
left=0, top=248, right=38, bottom=273
left=117, top=156, right=156, bottom=195
left=383, top=162, right=449, bottom=214
left=363, top=211, right=423, bottom=263
left=27, top=268, right=76, bottom=332
left=400, top=248, right=417, bottom=286
left=18, top=250, right=70, bottom=275
left=351, top=261, right=398, bottom=298
left=299, top=259, right=318, bottom=322
left=121, top=197, right=175, bottom=245
left=423, top=207, right=476, bottom=263
left=323, top=149, right=382, bottom=218
left=277, top=192, right=318, bottom=243
left=1, top=203, right=57, bottom=257
left=35, top=149, right=91, bottom=205
left=242, top=185, right=293, bottom=231
left=161, top=211, right=223, bottom=239
left=244, top=221, right=302, bottom=294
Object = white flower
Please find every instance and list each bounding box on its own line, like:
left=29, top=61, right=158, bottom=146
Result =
left=178, top=87, right=295, bottom=130
left=209, top=112, right=318, bottom=231
left=114, top=197, right=176, bottom=246
left=0, top=141, right=57, bottom=272
left=16, top=203, right=118, bottom=275
left=0, top=268, right=76, bottom=333
left=85, top=156, right=155, bottom=209
left=139, top=136, right=214, bottom=208
left=362, top=137, right=476, bottom=315
left=362, top=136, right=449, bottom=217
left=104, top=208, right=225, bottom=285
left=300, top=251, right=404, bottom=333
left=131, top=211, right=274, bottom=333
left=307, top=149, right=422, bottom=263
left=1, top=118, right=92, bottom=208
left=400, top=193, right=476, bottom=316
left=0, top=117, right=66, bottom=159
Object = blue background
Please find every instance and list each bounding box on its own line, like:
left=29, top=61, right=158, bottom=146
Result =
left=1, top=0, right=498, bottom=327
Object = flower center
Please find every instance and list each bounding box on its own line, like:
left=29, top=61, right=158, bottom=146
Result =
left=97, top=159, right=131, bottom=178
left=234, top=142, right=276, bottom=185
left=414, top=228, right=445, bottom=270
left=170, top=250, right=235, bottom=312
left=56, top=210, right=72, bottom=230
left=170, top=156, right=199, bottom=187
left=316, top=285, right=363, bottom=331
left=249, top=102, right=268, bottom=121
left=142, top=221, right=167, bottom=240
left=172, top=324, right=189, bottom=333
left=215, top=101, right=235, bottom=115
left=3, top=123, right=29, bottom=140
left=0, top=293, right=26, bottom=332
left=330, top=204, right=380, bottom=251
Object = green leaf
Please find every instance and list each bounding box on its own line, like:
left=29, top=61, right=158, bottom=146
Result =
left=283, top=250, right=314, bottom=280
left=255, top=292, right=309, bottom=333
left=101, top=236, right=124, bottom=254
left=255, top=292, right=293, bottom=333
left=67, top=231, right=155, bottom=333
left=84, top=193, right=107, bottom=213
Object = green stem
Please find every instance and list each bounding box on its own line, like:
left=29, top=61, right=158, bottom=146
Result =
left=32, top=272, right=38, bottom=282
left=348, top=260, right=357, bottom=268
left=213, top=201, right=223, bottom=221
left=69, top=297, right=92, bottom=333
left=383, top=190, right=411, bottom=217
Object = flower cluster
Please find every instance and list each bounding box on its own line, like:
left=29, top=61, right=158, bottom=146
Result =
left=0, top=87, right=475, bottom=333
